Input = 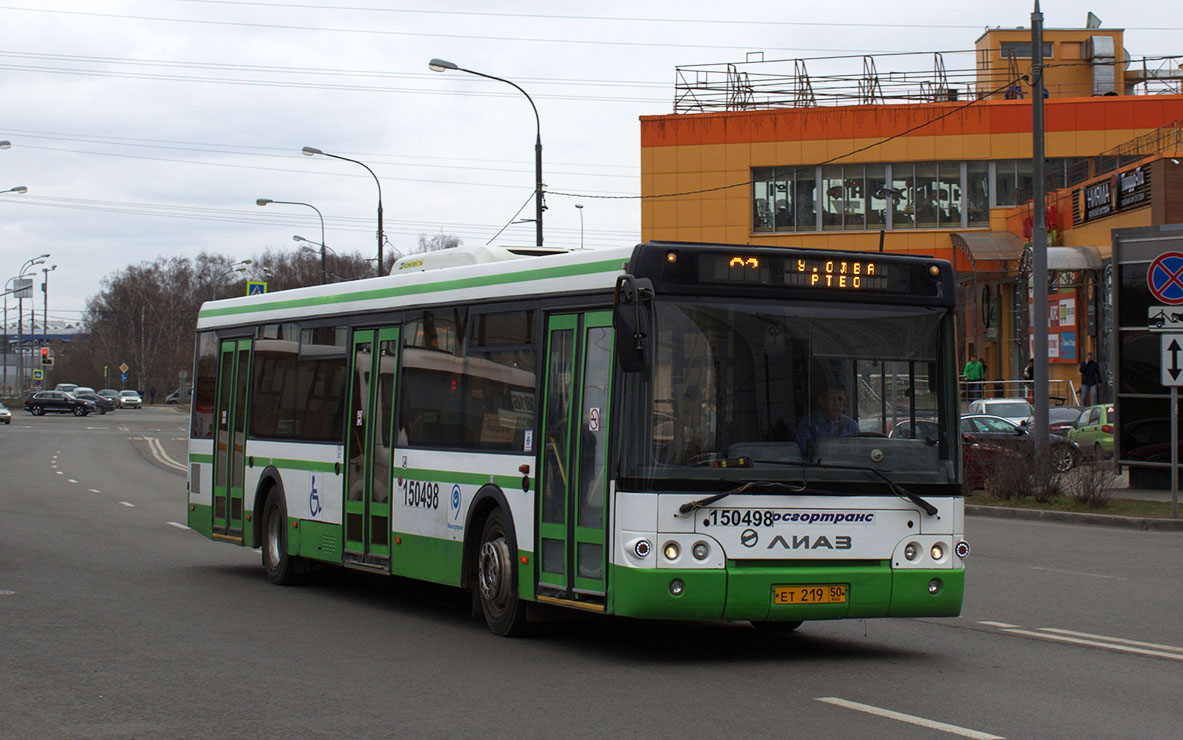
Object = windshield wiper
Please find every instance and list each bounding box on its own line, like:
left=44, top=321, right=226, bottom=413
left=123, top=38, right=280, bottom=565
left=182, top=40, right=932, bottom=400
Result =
left=676, top=480, right=824, bottom=516
left=745, top=458, right=939, bottom=516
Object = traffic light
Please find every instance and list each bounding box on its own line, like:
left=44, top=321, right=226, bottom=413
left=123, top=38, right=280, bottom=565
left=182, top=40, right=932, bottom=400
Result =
left=40, top=347, right=53, bottom=366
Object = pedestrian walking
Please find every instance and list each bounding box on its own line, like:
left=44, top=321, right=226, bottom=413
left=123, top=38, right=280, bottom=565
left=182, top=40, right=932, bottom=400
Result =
left=1023, top=358, right=1034, bottom=403
left=1079, top=352, right=1101, bottom=406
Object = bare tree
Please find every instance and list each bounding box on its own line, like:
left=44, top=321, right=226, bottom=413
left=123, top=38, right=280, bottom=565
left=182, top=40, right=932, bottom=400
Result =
left=416, top=233, right=463, bottom=253
left=55, top=246, right=381, bottom=399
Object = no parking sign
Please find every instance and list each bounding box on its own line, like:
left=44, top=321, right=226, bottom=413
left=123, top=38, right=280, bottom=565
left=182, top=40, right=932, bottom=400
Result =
left=1147, top=251, right=1183, bottom=305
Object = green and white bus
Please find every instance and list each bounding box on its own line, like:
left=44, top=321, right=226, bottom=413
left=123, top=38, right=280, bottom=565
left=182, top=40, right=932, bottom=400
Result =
left=187, top=241, right=968, bottom=635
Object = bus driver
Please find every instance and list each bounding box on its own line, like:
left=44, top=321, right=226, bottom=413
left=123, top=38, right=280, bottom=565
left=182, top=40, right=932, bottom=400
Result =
left=796, top=383, right=859, bottom=456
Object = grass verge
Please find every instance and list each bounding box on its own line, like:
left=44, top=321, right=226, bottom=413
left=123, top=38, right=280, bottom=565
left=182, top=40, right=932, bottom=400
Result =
left=966, top=493, right=1181, bottom=519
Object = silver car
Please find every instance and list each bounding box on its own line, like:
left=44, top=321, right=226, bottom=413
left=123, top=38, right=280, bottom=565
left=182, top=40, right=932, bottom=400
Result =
left=119, top=390, right=143, bottom=409
left=0, top=400, right=11, bottom=424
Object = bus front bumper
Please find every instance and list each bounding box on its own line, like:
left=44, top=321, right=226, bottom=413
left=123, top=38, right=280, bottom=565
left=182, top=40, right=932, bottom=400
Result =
left=608, top=562, right=964, bottom=622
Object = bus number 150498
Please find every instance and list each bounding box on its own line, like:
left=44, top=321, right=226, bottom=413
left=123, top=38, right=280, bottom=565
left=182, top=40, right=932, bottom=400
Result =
left=403, top=480, right=440, bottom=509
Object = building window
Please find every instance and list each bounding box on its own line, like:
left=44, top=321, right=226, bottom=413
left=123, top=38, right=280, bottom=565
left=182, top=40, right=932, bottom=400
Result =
left=967, top=161, right=989, bottom=226
left=1001, top=41, right=1053, bottom=58
left=866, top=164, right=887, bottom=229
left=890, top=163, right=915, bottom=229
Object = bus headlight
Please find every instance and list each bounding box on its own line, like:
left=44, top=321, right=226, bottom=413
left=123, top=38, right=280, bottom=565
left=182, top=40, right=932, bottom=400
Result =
left=669, top=579, right=685, bottom=595
left=634, top=540, right=651, bottom=558
left=904, top=542, right=919, bottom=561
left=928, top=578, right=942, bottom=595
left=930, top=543, right=945, bottom=561
left=663, top=542, right=680, bottom=561
left=692, top=542, right=710, bottom=560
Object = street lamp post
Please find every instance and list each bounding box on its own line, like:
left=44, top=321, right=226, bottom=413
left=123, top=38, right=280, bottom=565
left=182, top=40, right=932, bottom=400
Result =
left=575, top=204, right=584, bottom=250
left=429, top=58, right=544, bottom=247
left=257, top=198, right=327, bottom=285
left=301, top=147, right=384, bottom=278
left=210, top=260, right=252, bottom=301
left=11, top=254, right=49, bottom=395
left=42, top=265, right=57, bottom=350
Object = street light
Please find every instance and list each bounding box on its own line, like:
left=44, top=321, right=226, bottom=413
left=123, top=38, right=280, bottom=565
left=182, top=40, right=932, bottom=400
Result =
left=258, top=198, right=326, bottom=285
left=575, top=204, right=584, bottom=250
left=2, top=186, right=27, bottom=194
left=210, top=260, right=252, bottom=300
left=429, top=58, right=544, bottom=247
left=301, top=147, right=384, bottom=278
left=41, top=265, right=57, bottom=349
left=10, top=254, right=48, bottom=394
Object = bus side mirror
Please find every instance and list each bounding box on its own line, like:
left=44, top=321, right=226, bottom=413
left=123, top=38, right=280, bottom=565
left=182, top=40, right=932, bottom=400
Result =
left=613, top=275, right=653, bottom=372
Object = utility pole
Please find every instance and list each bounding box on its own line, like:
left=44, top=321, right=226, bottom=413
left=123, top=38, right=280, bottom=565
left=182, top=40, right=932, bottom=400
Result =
left=1031, top=1, right=1050, bottom=451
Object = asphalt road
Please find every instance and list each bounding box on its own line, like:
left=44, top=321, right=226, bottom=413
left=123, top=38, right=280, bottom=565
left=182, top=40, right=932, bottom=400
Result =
left=2, top=407, right=1181, bottom=739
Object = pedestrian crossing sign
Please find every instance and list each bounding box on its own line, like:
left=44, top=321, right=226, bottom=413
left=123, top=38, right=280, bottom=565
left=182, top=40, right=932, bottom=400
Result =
left=247, top=281, right=268, bottom=296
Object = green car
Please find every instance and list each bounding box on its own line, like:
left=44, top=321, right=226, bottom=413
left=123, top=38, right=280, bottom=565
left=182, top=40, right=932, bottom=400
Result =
left=1069, top=404, right=1114, bottom=459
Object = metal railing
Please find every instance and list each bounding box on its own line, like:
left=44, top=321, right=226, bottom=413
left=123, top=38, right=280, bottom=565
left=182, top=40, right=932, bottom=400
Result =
left=960, top=377, right=1080, bottom=407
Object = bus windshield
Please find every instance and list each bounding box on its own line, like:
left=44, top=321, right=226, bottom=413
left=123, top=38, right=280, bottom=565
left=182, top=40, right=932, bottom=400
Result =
left=618, top=299, right=957, bottom=488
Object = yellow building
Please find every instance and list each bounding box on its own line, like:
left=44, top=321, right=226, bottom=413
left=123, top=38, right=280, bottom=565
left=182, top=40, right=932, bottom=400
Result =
left=639, top=24, right=1183, bottom=396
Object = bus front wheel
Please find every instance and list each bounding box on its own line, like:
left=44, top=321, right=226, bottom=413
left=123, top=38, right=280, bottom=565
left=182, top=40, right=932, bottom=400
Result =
left=477, top=509, right=527, bottom=636
left=262, top=492, right=305, bottom=586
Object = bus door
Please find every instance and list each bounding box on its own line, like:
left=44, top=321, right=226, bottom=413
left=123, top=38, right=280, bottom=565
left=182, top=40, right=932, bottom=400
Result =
left=342, top=327, right=400, bottom=571
left=537, top=311, right=614, bottom=603
left=212, top=337, right=252, bottom=541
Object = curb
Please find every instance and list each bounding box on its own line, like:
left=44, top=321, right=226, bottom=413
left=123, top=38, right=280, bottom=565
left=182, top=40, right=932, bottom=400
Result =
left=967, top=504, right=1183, bottom=531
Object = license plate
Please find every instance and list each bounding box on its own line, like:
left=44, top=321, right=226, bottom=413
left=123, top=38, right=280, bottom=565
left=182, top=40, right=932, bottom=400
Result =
left=773, top=585, right=848, bottom=605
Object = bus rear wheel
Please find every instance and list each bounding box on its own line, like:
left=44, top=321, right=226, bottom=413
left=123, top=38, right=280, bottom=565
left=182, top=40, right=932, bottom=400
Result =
left=476, top=509, right=527, bottom=636
left=262, top=492, right=305, bottom=586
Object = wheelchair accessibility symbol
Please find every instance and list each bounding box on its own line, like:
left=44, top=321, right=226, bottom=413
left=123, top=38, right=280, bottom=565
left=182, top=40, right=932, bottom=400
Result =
left=309, top=475, right=322, bottom=517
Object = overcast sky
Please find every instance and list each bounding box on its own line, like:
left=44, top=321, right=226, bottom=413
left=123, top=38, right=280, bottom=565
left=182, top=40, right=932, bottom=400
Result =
left=0, top=0, right=1177, bottom=324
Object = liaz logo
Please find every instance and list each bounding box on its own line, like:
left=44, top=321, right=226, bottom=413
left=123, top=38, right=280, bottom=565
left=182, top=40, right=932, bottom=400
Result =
left=766, top=534, right=852, bottom=550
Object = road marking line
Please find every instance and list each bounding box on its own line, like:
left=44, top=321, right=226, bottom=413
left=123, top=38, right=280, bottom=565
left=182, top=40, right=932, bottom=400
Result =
left=167, top=521, right=190, bottom=530
left=1031, top=566, right=1125, bottom=580
left=144, top=436, right=187, bottom=472
left=1001, top=628, right=1183, bottom=661
left=816, top=698, right=1004, bottom=739
left=55, top=471, right=63, bottom=475
left=119, top=501, right=135, bottom=508
left=1037, top=627, right=1183, bottom=654
left=67, top=479, right=77, bottom=484
left=978, top=621, right=1019, bottom=628
left=89, top=489, right=100, bottom=493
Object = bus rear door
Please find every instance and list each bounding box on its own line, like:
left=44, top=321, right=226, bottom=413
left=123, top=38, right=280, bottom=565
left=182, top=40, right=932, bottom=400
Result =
left=537, top=311, right=614, bottom=608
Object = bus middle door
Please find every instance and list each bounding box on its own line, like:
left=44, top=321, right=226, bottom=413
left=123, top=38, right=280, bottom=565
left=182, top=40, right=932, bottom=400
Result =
left=537, top=311, right=614, bottom=608
left=342, top=327, right=400, bottom=572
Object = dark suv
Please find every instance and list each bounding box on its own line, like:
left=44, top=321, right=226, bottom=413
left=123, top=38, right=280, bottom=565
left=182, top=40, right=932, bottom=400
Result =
left=74, top=391, right=117, bottom=414
left=24, top=391, right=97, bottom=417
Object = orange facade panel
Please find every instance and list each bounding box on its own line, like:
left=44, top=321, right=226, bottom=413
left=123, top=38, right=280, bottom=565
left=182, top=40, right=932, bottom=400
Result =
left=640, top=96, right=1183, bottom=151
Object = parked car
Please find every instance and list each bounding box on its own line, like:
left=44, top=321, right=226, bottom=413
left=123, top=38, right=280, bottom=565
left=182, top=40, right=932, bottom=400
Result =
left=165, top=385, right=193, bottom=404
left=73, top=390, right=116, bottom=414
left=1047, top=406, right=1082, bottom=435
left=0, top=400, right=11, bottom=424
left=890, top=417, right=1024, bottom=489
left=966, top=398, right=1035, bottom=426
left=54, top=383, right=79, bottom=394
left=119, top=390, right=143, bottom=408
left=73, top=386, right=96, bottom=396
left=1068, top=404, right=1115, bottom=459
left=98, top=389, right=123, bottom=407
left=960, top=414, right=1080, bottom=473
left=24, top=390, right=97, bottom=416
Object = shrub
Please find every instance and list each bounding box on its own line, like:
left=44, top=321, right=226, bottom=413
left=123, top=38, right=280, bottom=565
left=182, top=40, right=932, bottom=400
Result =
left=1063, top=459, right=1118, bottom=508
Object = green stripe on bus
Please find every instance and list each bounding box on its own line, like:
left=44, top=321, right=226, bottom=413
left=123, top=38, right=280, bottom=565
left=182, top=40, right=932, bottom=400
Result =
left=400, top=468, right=523, bottom=490
left=199, top=258, right=625, bottom=319
left=261, top=457, right=337, bottom=473
left=189, top=453, right=213, bottom=464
